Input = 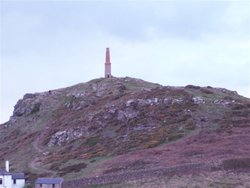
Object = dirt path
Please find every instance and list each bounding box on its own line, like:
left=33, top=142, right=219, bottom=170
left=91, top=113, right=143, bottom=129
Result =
left=29, top=126, right=56, bottom=176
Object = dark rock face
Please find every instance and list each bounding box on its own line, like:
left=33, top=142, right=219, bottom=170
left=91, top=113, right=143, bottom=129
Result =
left=23, top=93, right=38, bottom=99
left=13, top=97, right=41, bottom=117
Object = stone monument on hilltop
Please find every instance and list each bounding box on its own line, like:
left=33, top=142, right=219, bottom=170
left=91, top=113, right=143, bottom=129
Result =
left=105, top=48, right=112, bottom=78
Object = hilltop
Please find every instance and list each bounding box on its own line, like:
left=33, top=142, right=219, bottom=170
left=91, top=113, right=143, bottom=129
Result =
left=1, top=77, right=250, bottom=187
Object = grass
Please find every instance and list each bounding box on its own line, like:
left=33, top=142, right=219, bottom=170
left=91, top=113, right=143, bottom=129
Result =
left=221, top=158, right=250, bottom=170
left=66, top=156, right=111, bottom=179
left=7, top=139, right=36, bottom=174
left=86, top=137, right=99, bottom=147
left=30, top=103, right=41, bottom=114
left=88, top=185, right=114, bottom=188
left=167, top=133, right=184, bottom=142
left=209, top=123, right=221, bottom=131
left=122, top=79, right=159, bottom=92
left=84, top=171, right=250, bottom=188
left=59, top=163, right=87, bottom=176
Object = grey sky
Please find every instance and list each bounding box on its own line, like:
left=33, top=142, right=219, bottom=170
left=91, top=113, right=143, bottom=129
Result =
left=0, top=0, right=250, bottom=123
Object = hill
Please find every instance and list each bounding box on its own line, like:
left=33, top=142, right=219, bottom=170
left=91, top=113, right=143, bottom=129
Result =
left=1, top=77, right=250, bottom=187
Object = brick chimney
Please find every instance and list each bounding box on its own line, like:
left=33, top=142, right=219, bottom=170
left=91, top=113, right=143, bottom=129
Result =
left=5, top=160, right=9, bottom=172
left=105, top=48, right=111, bottom=78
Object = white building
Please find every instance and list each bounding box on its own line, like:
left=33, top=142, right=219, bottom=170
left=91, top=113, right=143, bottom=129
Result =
left=0, top=161, right=25, bottom=188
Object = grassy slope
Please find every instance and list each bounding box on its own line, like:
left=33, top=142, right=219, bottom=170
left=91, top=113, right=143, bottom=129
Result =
left=90, top=171, right=250, bottom=188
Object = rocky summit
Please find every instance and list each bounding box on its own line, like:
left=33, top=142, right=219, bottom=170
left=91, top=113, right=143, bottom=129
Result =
left=1, top=77, right=250, bottom=187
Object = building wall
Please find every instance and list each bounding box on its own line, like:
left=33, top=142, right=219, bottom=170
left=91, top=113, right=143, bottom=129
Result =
left=0, top=175, right=12, bottom=188
left=105, top=63, right=111, bottom=78
left=12, top=179, right=25, bottom=188
left=35, top=183, right=62, bottom=188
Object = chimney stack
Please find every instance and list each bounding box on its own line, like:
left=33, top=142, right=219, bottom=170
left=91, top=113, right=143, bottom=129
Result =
left=5, top=160, right=9, bottom=172
left=105, top=48, right=111, bottom=78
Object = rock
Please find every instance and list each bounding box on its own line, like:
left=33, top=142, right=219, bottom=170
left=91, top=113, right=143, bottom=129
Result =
left=137, top=99, right=148, bottom=106
left=127, top=98, right=160, bottom=107
left=123, top=108, right=139, bottom=120
left=108, top=107, right=117, bottom=114
left=13, top=97, right=41, bottom=117
left=4, top=116, right=17, bottom=127
left=126, top=99, right=136, bottom=107
left=43, top=151, right=50, bottom=156
left=146, top=98, right=159, bottom=105
left=213, top=99, right=232, bottom=105
left=172, top=98, right=184, bottom=104
left=117, top=111, right=126, bottom=121
left=163, top=98, right=172, bottom=105
left=103, top=112, right=113, bottom=120
left=217, top=88, right=238, bottom=95
left=23, top=93, right=38, bottom=99
left=64, top=95, right=92, bottom=110
left=214, top=99, right=224, bottom=105
left=48, top=127, right=89, bottom=147
left=192, top=97, right=205, bottom=104
left=185, top=85, right=201, bottom=89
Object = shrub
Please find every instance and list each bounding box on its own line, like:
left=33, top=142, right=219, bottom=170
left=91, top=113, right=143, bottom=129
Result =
left=168, top=133, right=183, bottom=142
left=24, top=184, right=33, bottom=188
left=86, top=137, right=99, bottom=147
left=185, top=85, right=201, bottom=89
left=200, top=88, right=214, bottom=94
left=144, top=140, right=160, bottom=148
left=31, top=103, right=41, bottom=114
left=186, top=120, right=196, bottom=130
left=59, top=163, right=87, bottom=176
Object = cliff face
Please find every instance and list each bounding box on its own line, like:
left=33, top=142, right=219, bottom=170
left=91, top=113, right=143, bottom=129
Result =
left=1, top=77, right=250, bottom=181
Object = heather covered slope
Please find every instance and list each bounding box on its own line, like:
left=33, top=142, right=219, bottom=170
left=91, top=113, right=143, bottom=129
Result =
left=0, top=77, right=250, bottom=185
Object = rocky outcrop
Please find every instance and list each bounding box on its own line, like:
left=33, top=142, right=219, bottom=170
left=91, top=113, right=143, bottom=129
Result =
left=48, top=127, right=89, bottom=147
left=13, top=96, right=41, bottom=117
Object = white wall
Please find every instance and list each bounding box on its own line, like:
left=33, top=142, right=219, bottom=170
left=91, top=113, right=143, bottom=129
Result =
left=35, top=184, right=61, bottom=188
left=0, top=175, right=12, bottom=188
left=0, top=176, right=25, bottom=188
left=12, top=179, right=25, bottom=188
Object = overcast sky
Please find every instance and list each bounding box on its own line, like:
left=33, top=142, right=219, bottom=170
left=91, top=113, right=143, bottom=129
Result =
left=0, top=0, right=249, bottom=123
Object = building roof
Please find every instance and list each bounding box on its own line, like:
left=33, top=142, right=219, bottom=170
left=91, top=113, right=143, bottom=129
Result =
left=0, top=168, right=25, bottom=179
left=12, top=173, right=25, bottom=179
left=0, top=168, right=11, bottom=175
left=0, top=168, right=7, bottom=173
left=35, top=178, right=64, bottom=184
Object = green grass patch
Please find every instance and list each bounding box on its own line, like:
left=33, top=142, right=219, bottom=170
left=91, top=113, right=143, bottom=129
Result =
left=167, top=133, right=183, bottom=142
left=86, top=137, right=99, bottom=147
